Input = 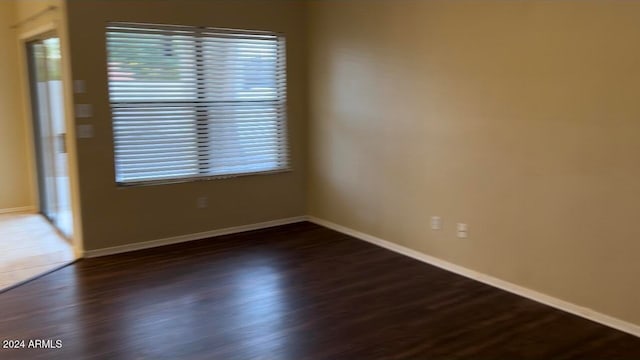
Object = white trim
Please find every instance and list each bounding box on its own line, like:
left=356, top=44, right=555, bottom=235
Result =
left=0, top=206, right=36, bottom=215
left=83, top=216, right=307, bottom=258
left=307, top=216, right=640, bottom=338
left=18, top=22, right=57, bottom=41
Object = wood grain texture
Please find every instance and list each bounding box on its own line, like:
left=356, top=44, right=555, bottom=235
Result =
left=1, top=222, right=639, bottom=359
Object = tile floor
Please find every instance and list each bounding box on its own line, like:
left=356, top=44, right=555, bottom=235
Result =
left=0, top=213, right=75, bottom=290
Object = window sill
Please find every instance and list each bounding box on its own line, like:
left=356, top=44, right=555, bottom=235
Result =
left=116, top=167, right=293, bottom=188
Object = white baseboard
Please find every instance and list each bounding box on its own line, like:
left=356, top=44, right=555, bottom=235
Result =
left=0, top=206, right=36, bottom=215
left=83, top=216, right=307, bottom=258
left=307, top=216, right=640, bottom=338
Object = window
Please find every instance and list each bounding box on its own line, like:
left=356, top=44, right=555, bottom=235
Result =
left=106, top=22, right=289, bottom=185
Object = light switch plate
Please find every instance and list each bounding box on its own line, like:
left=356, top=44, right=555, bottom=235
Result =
left=75, top=104, right=92, bottom=118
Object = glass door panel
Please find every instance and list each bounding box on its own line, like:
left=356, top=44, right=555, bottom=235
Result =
left=27, top=36, right=73, bottom=239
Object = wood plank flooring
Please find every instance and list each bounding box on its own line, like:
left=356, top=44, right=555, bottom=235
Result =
left=1, top=222, right=639, bottom=359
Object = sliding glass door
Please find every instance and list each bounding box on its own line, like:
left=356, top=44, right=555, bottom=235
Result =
left=27, top=36, right=73, bottom=239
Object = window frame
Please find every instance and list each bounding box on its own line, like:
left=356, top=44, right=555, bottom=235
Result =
left=105, top=22, right=291, bottom=187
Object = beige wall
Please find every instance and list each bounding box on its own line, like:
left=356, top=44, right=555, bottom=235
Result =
left=65, top=0, right=308, bottom=251
left=14, top=0, right=57, bottom=26
left=0, top=1, right=33, bottom=210
left=308, top=0, right=640, bottom=326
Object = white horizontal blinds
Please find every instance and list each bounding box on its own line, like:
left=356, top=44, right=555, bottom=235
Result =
left=106, top=22, right=289, bottom=184
left=200, top=29, right=287, bottom=176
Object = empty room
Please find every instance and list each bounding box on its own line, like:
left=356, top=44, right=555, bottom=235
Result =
left=1, top=0, right=639, bottom=359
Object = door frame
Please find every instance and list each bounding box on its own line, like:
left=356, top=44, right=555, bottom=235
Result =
left=18, top=22, right=84, bottom=258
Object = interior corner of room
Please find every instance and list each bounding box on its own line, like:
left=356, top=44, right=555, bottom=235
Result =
left=0, top=0, right=639, bottom=356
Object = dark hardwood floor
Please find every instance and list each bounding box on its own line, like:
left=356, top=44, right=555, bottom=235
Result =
left=1, top=222, right=639, bottom=359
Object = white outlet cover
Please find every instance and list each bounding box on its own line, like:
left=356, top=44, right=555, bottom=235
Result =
left=73, top=80, right=86, bottom=94
left=196, top=197, right=208, bottom=209
left=456, top=223, right=468, bottom=232
left=431, top=216, right=442, bottom=230
left=457, top=231, right=468, bottom=239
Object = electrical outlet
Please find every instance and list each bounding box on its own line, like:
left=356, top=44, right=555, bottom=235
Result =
left=431, top=216, right=442, bottom=230
left=74, top=80, right=86, bottom=94
left=196, top=196, right=208, bottom=209
left=456, top=223, right=468, bottom=238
